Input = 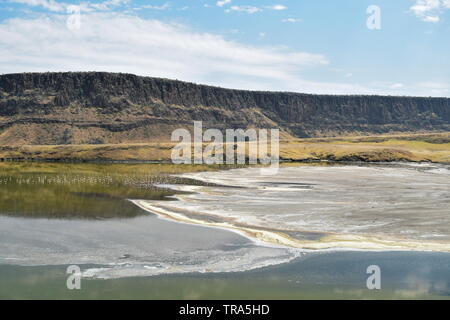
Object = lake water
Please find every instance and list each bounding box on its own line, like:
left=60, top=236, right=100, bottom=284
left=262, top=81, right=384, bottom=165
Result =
left=0, top=162, right=449, bottom=299
left=142, top=162, right=450, bottom=251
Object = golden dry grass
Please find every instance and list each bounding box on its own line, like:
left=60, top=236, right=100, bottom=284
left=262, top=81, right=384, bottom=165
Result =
left=280, top=132, right=450, bottom=163
left=0, top=132, right=449, bottom=163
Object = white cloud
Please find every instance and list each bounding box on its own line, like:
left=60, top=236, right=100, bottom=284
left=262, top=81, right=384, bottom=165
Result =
left=88, top=0, right=130, bottom=11
left=423, top=15, right=440, bottom=22
left=226, top=6, right=261, bottom=14
left=224, top=4, right=287, bottom=14
left=0, top=13, right=337, bottom=92
left=216, top=0, right=231, bottom=8
left=385, top=81, right=450, bottom=96
left=390, top=83, right=404, bottom=89
left=265, top=5, right=287, bottom=11
left=9, top=0, right=130, bottom=13
left=416, top=82, right=450, bottom=95
left=411, top=0, right=440, bottom=13
left=140, top=3, right=170, bottom=11
left=9, top=0, right=66, bottom=12
left=410, top=0, right=449, bottom=22
left=1, top=12, right=446, bottom=96
left=418, top=81, right=449, bottom=89
left=282, top=18, right=300, bottom=23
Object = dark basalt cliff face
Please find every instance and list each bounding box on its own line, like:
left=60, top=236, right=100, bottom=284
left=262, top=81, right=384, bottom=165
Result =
left=0, top=72, right=449, bottom=145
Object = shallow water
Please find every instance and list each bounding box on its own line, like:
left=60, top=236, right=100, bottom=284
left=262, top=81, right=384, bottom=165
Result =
left=1, top=251, right=450, bottom=299
left=0, top=162, right=297, bottom=279
left=0, top=162, right=449, bottom=299
left=140, top=162, right=450, bottom=251
left=0, top=162, right=222, bottom=219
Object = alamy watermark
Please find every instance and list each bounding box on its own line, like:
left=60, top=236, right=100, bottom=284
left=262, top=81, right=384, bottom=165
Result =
left=67, top=5, right=81, bottom=31
left=367, top=5, right=381, bottom=30
left=171, top=121, right=279, bottom=175
left=66, top=265, right=82, bottom=290
left=366, top=265, right=381, bottom=290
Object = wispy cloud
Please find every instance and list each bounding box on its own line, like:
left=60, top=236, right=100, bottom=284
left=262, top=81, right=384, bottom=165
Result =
left=0, top=13, right=338, bottom=93
left=216, top=0, right=231, bottom=7
left=223, top=3, right=287, bottom=14
left=10, top=0, right=66, bottom=12
left=417, top=81, right=450, bottom=95
left=282, top=18, right=300, bottom=23
left=226, top=6, right=261, bottom=14
left=265, top=5, right=287, bottom=11
left=3, top=1, right=448, bottom=96
left=410, top=0, right=450, bottom=23
left=139, top=3, right=170, bottom=11
left=390, top=83, right=404, bottom=89
left=9, top=0, right=130, bottom=13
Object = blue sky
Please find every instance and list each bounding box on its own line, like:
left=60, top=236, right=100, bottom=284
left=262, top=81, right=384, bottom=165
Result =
left=0, top=0, right=449, bottom=96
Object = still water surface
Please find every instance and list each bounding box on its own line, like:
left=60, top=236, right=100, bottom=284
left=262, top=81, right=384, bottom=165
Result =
left=0, top=162, right=449, bottom=299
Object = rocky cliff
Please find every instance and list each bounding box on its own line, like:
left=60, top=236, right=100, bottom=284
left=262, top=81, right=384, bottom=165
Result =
left=0, top=72, right=449, bottom=145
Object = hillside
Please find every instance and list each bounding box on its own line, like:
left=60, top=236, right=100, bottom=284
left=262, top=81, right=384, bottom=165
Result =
left=1, top=72, right=449, bottom=146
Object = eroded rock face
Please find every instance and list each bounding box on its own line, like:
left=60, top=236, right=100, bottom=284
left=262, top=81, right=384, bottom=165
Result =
left=0, top=72, right=449, bottom=145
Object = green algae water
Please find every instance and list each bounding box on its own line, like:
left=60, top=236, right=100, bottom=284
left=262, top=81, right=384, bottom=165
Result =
left=0, top=162, right=449, bottom=299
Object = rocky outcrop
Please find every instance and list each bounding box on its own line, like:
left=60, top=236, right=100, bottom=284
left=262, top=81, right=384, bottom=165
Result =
left=0, top=72, right=449, bottom=145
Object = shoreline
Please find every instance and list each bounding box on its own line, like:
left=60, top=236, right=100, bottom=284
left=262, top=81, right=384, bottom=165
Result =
left=134, top=199, right=450, bottom=253
left=132, top=163, right=450, bottom=254
left=0, top=157, right=448, bottom=165
left=1, top=132, right=449, bottom=164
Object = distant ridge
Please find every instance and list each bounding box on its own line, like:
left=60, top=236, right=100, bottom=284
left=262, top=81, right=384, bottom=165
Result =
left=0, top=72, right=449, bottom=145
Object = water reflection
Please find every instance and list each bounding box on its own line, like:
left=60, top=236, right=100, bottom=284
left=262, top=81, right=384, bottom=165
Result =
left=0, top=162, right=230, bottom=219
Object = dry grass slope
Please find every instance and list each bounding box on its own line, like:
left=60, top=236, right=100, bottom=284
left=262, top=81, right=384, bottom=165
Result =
left=1, top=132, right=449, bottom=164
